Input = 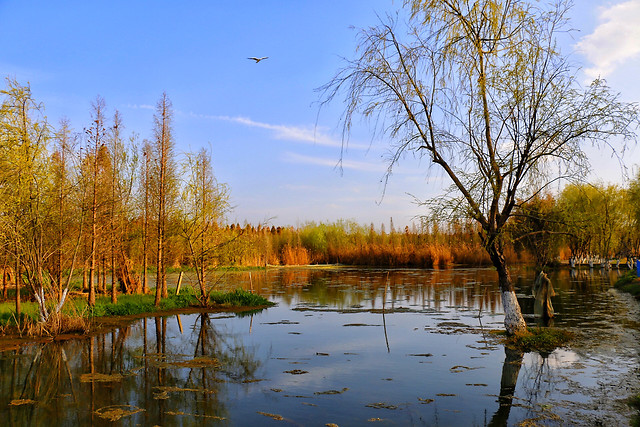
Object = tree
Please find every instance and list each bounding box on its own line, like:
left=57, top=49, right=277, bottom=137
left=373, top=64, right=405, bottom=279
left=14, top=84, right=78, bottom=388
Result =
left=85, top=96, right=107, bottom=307
left=178, top=147, right=230, bottom=302
left=321, top=0, right=639, bottom=334
left=0, top=78, right=51, bottom=319
left=153, top=93, right=176, bottom=306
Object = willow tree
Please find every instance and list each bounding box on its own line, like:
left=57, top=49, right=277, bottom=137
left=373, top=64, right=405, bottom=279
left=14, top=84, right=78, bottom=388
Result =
left=321, top=0, right=639, bottom=334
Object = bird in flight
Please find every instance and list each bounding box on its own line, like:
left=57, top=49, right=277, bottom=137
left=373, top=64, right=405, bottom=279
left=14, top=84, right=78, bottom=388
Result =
left=248, top=56, right=268, bottom=63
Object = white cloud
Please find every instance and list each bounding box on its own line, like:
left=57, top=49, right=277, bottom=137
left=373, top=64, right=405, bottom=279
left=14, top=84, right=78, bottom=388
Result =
left=192, top=113, right=369, bottom=150
left=576, top=0, right=640, bottom=81
left=282, top=151, right=387, bottom=173
left=124, top=103, right=154, bottom=110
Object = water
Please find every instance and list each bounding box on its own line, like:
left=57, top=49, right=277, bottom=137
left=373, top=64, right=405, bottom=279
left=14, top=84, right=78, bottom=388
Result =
left=1, top=267, right=639, bottom=426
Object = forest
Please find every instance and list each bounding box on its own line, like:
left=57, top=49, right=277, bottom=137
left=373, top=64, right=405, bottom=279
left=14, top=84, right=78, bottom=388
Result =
left=1, top=77, right=639, bottom=326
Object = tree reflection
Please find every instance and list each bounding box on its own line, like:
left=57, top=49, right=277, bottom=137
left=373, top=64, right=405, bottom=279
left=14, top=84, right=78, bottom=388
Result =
left=488, top=346, right=524, bottom=427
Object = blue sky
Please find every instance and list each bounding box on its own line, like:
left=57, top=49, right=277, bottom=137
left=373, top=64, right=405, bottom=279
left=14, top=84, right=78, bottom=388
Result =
left=1, top=1, right=638, bottom=228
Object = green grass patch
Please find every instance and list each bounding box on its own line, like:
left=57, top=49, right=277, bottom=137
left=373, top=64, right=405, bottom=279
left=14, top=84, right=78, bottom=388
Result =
left=498, top=327, right=574, bottom=353
left=90, top=288, right=199, bottom=317
left=614, top=272, right=640, bottom=298
left=208, top=289, right=274, bottom=307
left=1, top=286, right=274, bottom=328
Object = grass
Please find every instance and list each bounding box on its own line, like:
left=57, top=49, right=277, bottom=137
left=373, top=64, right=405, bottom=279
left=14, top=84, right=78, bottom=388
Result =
left=614, top=272, right=640, bottom=298
left=499, top=327, right=574, bottom=353
left=0, top=286, right=274, bottom=335
left=208, top=288, right=274, bottom=307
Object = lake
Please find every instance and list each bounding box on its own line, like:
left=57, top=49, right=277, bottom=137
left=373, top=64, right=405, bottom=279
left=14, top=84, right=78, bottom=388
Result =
left=1, top=266, right=639, bottom=426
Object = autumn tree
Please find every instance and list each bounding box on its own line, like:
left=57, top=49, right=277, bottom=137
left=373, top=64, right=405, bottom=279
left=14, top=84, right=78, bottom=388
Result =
left=153, top=93, right=176, bottom=306
left=85, top=96, right=107, bottom=307
left=321, top=0, right=639, bottom=334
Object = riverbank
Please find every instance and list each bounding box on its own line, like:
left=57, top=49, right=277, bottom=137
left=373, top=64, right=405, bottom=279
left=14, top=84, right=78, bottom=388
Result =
left=0, top=288, right=274, bottom=341
left=614, top=272, right=640, bottom=299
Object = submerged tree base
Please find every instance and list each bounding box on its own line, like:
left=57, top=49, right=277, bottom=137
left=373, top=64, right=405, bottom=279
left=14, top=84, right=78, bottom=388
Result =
left=496, top=327, right=574, bottom=353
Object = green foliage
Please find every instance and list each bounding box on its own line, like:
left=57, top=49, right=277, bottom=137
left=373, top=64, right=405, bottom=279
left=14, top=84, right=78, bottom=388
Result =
left=208, top=289, right=274, bottom=307
left=614, top=272, right=640, bottom=298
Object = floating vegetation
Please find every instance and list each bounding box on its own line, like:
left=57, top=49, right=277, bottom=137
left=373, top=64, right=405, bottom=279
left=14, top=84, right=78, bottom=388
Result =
left=436, top=393, right=456, bottom=397
left=343, top=323, right=380, bottom=327
left=408, top=353, right=433, bottom=357
left=9, top=399, right=36, bottom=406
left=257, top=411, right=284, bottom=420
left=263, top=320, right=300, bottom=325
left=142, top=354, right=222, bottom=369
left=437, top=321, right=468, bottom=328
left=80, top=373, right=124, bottom=383
left=418, top=398, right=434, bottom=404
left=302, top=402, right=317, bottom=407
left=242, top=378, right=266, bottom=383
left=270, top=388, right=283, bottom=393
left=153, top=386, right=217, bottom=400
left=466, top=383, right=488, bottom=387
left=366, top=402, right=398, bottom=410
left=284, top=369, right=308, bottom=375
left=169, top=356, right=221, bottom=368
left=315, top=387, right=349, bottom=395
left=326, top=423, right=339, bottom=427
left=368, top=418, right=385, bottom=422
left=166, top=411, right=225, bottom=420
left=94, top=405, right=145, bottom=421
left=450, top=365, right=482, bottom=373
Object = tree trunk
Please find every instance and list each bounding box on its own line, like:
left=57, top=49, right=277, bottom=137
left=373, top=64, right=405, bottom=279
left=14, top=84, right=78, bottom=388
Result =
left=487, top=240, right=527, bottom=336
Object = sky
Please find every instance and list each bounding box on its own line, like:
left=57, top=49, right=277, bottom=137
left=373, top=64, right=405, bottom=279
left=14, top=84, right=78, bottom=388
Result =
left=1, top=0, right=639, bottom=228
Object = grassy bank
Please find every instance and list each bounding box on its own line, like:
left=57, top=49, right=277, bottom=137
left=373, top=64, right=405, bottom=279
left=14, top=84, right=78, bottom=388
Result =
left=0, top=288, right=274, bottom=336
left=615, top=272, right=640, bottom=299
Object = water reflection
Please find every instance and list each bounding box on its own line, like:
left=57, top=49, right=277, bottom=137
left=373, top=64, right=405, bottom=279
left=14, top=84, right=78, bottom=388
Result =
left=0, top=267, right=638, bottom=425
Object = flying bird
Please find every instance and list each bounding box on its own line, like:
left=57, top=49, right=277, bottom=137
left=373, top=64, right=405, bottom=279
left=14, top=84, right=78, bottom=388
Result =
left=248, top=56, right=268, bottom=63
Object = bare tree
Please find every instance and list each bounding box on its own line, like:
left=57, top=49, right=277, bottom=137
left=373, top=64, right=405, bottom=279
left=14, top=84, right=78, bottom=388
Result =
left=321, top=0, right=639, bottom=334
left=85, top=96, right=107, bottom=307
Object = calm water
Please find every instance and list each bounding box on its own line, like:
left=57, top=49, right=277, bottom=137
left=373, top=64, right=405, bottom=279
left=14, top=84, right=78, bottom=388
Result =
left=1, top=267, right=639, bottom=426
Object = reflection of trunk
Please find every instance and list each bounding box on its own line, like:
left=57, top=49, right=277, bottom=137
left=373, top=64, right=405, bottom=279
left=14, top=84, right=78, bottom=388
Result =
left=489, top=346, right=524, bottom=426
left=487, top=240, right=527, bottom=335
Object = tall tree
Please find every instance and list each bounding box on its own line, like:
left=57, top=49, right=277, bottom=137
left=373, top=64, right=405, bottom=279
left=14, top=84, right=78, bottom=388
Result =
left=153, top=93, right=175, bottom=306
left=140, top=140, right=153, bottom=294
left=321, top=0, right=639, bottom=334
left=85, top=96, right=107, bottom=307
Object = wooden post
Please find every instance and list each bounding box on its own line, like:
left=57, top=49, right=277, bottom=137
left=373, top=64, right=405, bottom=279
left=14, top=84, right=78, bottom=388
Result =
left=175, top=271, right=183, bottom=295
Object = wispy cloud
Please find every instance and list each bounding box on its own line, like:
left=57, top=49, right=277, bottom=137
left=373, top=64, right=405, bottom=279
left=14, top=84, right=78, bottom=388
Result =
left=124, top=103, right=154, bottom=110
left=282, top=151, right=387, bottom=173
left=576, top=0, right=640, bottom=81
left=192, top=113, right=369, bottom=150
